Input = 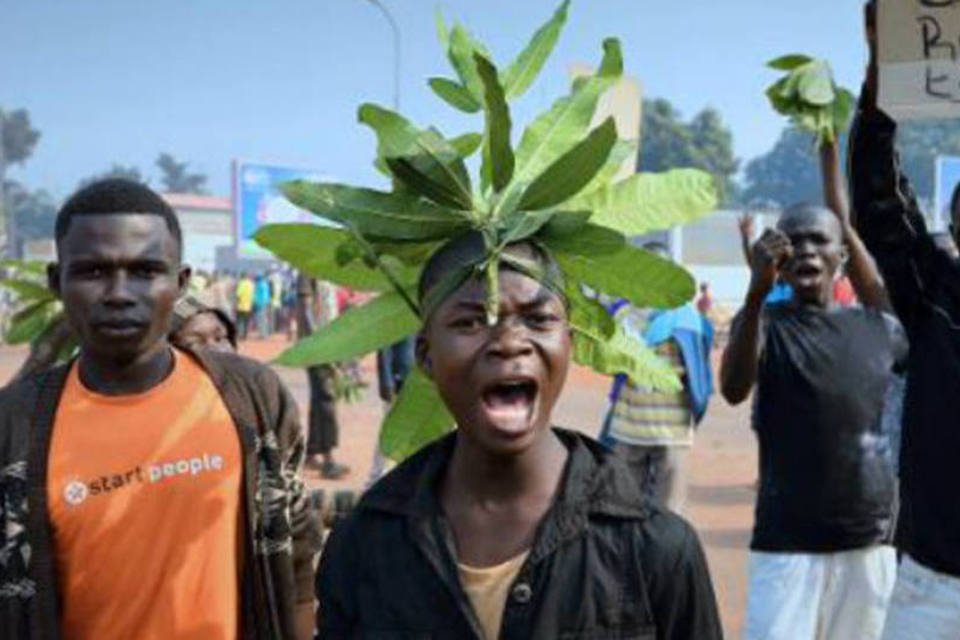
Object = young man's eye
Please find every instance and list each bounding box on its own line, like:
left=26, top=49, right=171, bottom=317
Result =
left=132, top=265, right=164, bottom=278
left=450, top=316, right=485, bottom=330
left=527, top=311, right=560, bottom=328
left=72, top=266, right=105, bottom=279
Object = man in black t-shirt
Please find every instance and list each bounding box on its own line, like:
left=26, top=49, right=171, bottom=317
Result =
left=721, top=200, right=905, bottom=639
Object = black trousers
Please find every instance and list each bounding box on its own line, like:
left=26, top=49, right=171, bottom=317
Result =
left=306, top=364, right=339, bottom=455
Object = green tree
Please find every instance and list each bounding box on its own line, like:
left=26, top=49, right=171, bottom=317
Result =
left=741, top=127, right=823, bottom=208
left=639, top=99, right=739, bottom=205
left=743, top=119, right=960, bottom=210
left=1, top=108, right=42, bottom=257
left=5, top=181, right=56, bottom=241
left=156, top=152, right=208, bottom=194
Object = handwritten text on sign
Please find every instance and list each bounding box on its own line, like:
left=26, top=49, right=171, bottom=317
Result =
left=879, top=0, right=960, bottom=119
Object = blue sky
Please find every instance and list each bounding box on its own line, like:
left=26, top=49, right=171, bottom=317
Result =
left=2, top=0, right=867, bottom=199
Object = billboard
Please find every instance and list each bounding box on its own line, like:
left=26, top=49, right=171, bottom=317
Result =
left=232, top=161, right=332, bottom=258
left=935, top=155, right=960, bottom=232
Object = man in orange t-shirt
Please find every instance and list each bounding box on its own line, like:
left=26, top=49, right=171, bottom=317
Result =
left=0, top=179, right=320, bottom=639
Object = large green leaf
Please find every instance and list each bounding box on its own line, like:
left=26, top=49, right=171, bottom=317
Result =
left=380, top=366, right=456, bottom=461
left=797, top=60, right=835, bottom=106
left=555, top=242, right=696, bottom=310
left=502, top=0, right=570, bottom=99
left=254, top=224, right=419, bottom=291
left=571, top=321, right=680, bottom=391
left=578, top=138, right=639, bottom=198
left=0, top=278, right=54, bottom=302
left=282, top=182, right=470, bottom=241
left=540, top=221, right=625, bottom=254
left=539, top=210, right=592, bottom=238
left=428, top=77, right=482, bottom=113
left=569, top=169, right=717, bottom=236
left=767, top=54, right=813, bottom=71
left=450, top=133, right=483, bottom=158
left=499, top=209, right=559, bottom=245
left=385, top=157, right=471, bottom=211
left=567, top=283, right=615, bottom=338
left=274, top=291, right=420, bottom=367
left=511, top=39, right=622, bottom=192
left=475, top=54, right=514, bottom=194
left=435, top=7, right=450, bottom=50
left=518, top=117, right=617, bottom=211
left=372, top=240, right=442, bottom=267
left=5, top=299, right=57, bottom=345
left=446, top=23, right=490, bottom=104
left=358, top=104, right=473, bottom=210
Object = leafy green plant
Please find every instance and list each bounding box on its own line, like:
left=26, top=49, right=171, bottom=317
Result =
left=255, top=1, right=718, bottom=460
left=331, top=361, right=368, bottom=404
left=0, top=260, right=78, bottom=379
left=765, top=54, right=855, bottom=146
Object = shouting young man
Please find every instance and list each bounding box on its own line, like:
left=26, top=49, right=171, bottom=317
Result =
left=721, top=188, right=905, bottom=637
left=849, top=3, right=960, bottom=635
left=0, top=179, right=321, bottom=639
left=316, top=233, right=722, bottom=639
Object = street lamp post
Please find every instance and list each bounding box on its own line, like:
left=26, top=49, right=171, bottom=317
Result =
left=363, top=0, right=401, bottom=110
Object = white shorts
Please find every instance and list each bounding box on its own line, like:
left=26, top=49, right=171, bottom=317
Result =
left=881, top=554, right=960, bottom=640
left=744, top=546, right=897, bottom=640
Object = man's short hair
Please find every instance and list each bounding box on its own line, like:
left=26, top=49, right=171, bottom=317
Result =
left=55, top=178, right=183, bottom=258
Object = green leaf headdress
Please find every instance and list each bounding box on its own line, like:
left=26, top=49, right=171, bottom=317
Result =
left=256, top=1, right=717, bottom=460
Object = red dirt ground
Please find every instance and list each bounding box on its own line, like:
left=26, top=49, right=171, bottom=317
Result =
left=0, top=338, right=757, bottom=638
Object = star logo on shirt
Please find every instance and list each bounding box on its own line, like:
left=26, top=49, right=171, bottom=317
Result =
left=63, top=481, right=89, bottom=506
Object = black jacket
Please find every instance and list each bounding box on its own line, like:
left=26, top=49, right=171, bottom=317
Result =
left=850, top=99, right=960, bottom=577
left=316, top=429, right=722, bottom=639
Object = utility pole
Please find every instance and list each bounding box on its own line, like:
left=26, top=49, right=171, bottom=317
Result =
left=364, top=0, right=401, bottom=110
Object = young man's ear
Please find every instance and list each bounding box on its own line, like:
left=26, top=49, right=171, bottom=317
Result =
left=177, top=265, right=192, bottom=296
left=415, top=334, right=433, bottom=380
left=47, top=263, right=61, bottom=297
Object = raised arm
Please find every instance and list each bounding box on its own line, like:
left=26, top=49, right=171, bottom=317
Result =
left=738, top=212, right=755, bottom=267
left=720, top=229, right=791, bottom=405
left=819, top=139, right=890, bottom=310
left=849, top=0, right=949, bottom=328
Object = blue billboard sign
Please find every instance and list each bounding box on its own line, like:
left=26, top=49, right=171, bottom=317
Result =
left=232, top=161, right=331, bottom=257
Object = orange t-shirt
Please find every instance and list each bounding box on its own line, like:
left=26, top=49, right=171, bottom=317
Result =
left=48, top=350, right=243, bottom=640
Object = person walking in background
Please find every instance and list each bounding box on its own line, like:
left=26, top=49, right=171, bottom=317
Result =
left=269, top=268, right=285, bottom=337
left=850, top=4, right=960, bottom=635
left=0, top=179, right=320, bottom=639
left=281, top=270, right=298, bottom=340
left=296, top=274, right=350, bottom=480
left=253, top=272, right=272, bottom=338
left=721, top=123, right=904, bottom=638
left=169, top=295, right=238, bottom=354
left=599, top=243, right=714, bottom=514
left=696, top=282, right=714, bottom=317
left=234, top=271, right=254, bottom=341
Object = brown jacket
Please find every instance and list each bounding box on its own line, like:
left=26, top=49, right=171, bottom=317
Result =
left=0, top=347, right=322, bottom=639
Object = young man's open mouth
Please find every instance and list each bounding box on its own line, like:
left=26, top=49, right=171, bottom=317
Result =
left=792, top=262, right=823, bottom=288
left=479, top=377, right=539, bottom=435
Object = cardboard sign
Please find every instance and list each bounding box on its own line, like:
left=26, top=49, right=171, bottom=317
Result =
left=879, top=0, right=960, bottom=120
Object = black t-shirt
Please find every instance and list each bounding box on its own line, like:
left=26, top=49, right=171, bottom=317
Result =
left=748, top=303, right=907, bottom=552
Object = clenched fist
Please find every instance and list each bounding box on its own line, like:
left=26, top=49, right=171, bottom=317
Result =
left=749, top=229, right=793, bottom=297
